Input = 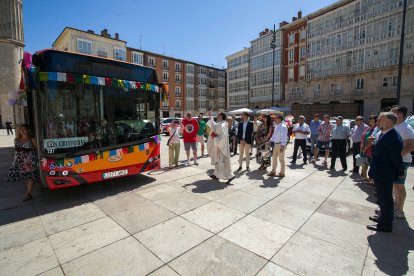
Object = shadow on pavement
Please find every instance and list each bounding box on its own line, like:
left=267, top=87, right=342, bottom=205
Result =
left=0, top=143, right=157, bottom=226
left=182, top=179, right=231, bottom=194
left=347, top=173, right=377, bottom=204
left=260, top=177, right=281, bottom=188
left=368, top=219, right=414, bottom=275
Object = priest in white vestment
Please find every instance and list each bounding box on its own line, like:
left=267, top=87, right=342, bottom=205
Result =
left=207, top=112, right=235, bottom=184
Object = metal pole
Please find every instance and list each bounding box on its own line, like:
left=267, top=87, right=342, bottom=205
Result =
left=271, top=24, right=276, bottom=107
left=396, top=0, right=407, bottom=105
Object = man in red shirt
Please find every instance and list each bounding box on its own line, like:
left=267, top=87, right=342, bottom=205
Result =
left=181, top=112, right=200, bottom=165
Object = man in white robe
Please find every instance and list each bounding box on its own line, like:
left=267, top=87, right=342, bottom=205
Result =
left=207, top=112, right=235, bottom=184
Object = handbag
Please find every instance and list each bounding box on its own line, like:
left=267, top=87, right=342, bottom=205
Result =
left=167, top=129, right=177, bottom=146
left=355, top=153, right=369, bottom=166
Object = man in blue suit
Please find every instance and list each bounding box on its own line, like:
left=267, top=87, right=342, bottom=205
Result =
left=237, top=112, right=254, bottom=171
left=368, top=112, right=405, bottom=232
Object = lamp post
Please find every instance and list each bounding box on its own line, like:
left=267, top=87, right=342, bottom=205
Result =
left=270, top=24, right=276, bottom=108
left=396, top=0, right=408, bottom=105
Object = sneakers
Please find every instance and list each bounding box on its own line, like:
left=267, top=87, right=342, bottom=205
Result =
left=394, top=210, right=406, bottom=219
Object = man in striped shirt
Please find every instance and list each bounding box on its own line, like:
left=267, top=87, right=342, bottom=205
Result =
left=311, top=115, right=334, bottom=166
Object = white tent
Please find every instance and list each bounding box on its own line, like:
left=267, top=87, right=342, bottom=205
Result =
left=258, top=107, right=291, bottom=114
left=228, top=108, right=254, bottom=115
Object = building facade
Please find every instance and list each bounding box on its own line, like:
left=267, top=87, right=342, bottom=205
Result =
left=225, top=48, right=249, bottom=111
left=283, top=12, right=308, bottom=108
left=297, top=0, right=414, bottom=118
left=0, top=0, right=24, bottom=127
left=53, top=27, right=127, bottom=61
left=52, top=27, right=226, bottom=118
left=126, top=48, right=226, bottom=118
left=249, top=28, right=283, bottom=108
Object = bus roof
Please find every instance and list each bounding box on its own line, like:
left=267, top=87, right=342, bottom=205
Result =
left=32, top=49, right=159, bottom=84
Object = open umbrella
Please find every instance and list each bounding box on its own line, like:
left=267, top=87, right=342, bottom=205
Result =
left=228, top=108, right=253, bottom=115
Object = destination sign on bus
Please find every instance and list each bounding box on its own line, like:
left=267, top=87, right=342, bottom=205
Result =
left=44, top=137, right=89, bottom=149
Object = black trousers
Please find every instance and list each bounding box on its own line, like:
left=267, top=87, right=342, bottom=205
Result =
left=293, top=139, right=307, bottom=162
left=6, top=128, right=13, bottom=135
left=352, top=142, right=361, bottom=171
left=331, top=139, right=347, bottom=169
left=375, top=177, right=394, bottom=228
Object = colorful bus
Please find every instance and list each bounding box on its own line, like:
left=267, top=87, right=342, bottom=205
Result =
left=25, top=50, right=162, bottom=189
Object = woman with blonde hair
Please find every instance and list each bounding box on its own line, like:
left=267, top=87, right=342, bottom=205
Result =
left=7, top=124, right=37, bottom=202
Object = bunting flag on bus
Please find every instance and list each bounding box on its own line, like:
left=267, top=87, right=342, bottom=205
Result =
left=42, top=139, right=158, bottom=169
left=38, top=71, right=162, bottom=93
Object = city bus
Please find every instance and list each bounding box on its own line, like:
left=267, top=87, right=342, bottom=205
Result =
left=25, top=49, right=162, bottom=189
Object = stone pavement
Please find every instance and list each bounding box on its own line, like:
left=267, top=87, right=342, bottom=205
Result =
left=0, top=134, right=413, bottom=276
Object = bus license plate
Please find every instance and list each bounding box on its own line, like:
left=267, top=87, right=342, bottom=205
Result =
left=103, top=169, right=128, bottom=179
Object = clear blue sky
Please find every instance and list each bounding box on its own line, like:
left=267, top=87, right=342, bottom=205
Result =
left=24, top=0, right=335, bottom=68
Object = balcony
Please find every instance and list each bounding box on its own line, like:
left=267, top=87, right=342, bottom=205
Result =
left=97, top=51, right=107, bottom=58
left=329, top=90, right=341, bottom=97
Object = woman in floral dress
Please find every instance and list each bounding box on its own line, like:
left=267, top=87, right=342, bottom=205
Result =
left=256, top=115, right=274, bottom=170
left=7, top=124, right=37, bottom=202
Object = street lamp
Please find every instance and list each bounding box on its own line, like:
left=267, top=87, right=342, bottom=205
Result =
left=270, top=24, right=276, bottom=108
left=396, top=0, right=408, bottom=105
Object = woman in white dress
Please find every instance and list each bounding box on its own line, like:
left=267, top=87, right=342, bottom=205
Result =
left=207, top=112, right=235, bottom=184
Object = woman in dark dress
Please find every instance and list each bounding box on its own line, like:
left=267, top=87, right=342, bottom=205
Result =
left=227, top=117, right=237, bottom=155
left=7, top=124, right=37, bottom=202
left=256, top=115, right=274, bottom=170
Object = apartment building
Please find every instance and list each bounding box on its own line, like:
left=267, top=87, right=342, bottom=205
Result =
left=249, top=28, right=283, bottom=108
left=52, top=27, right=226, bottom=118
left=282, top=11, right=308, bottom=110
left=53, top=27, right=127, bottom=61
left=126, top=48, right=226, bottom=118
left=226, top=48, right=249, bottom=110
left=298, top=0, right=414, bottom=118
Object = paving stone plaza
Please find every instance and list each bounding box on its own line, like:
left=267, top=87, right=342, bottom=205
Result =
left=0, top=134, right=413, bottom=276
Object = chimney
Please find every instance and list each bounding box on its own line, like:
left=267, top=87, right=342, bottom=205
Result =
left=87, top=29, right=95, bottom=34
left=292, top=17, right=297, bottom=22
left=101, top=29, right=108, bottom=37
left=259, top=28, right=271, bottom=37
left=279, top=21, right=289, bottom=28
left=115, top=33, right=119, bottom=40
left=298, top=10, right=302, bottom=19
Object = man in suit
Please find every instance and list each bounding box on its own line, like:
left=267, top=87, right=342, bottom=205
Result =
left=368, top=112, right=405, bottom=232
left=237, top=112, right=253, bottom=171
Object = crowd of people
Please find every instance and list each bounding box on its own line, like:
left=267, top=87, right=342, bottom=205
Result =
left=5, top=105, right=413, bottom=233
left=167, top=106, right=413, bottom=233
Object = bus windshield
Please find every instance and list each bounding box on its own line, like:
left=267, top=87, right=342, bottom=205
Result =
left=38, top=81, right=159, bottom=155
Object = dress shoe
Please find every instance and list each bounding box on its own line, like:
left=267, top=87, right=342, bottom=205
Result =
left=236, top=167, right=242, bottom=172
left=226, top=176, right=235, bottom=184
left=267, top=171, right=276, bottom=177
left=369, top=216, right=380, bottom=223
left=290, top=160, right=296, bottom=164
left=367, top=224, right=392, bottom=232
left=210, top=175, right=218, bottom=180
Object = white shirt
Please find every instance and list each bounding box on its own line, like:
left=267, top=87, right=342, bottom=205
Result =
left=394, top=122, right=414, bottom=163
left=242, top=120, right=248, bottom=139
left=270, top=122, right=288, bottom=146
left=293, top=123, right=310, bottom=139
left=168, top=126, right=181, bottom=144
